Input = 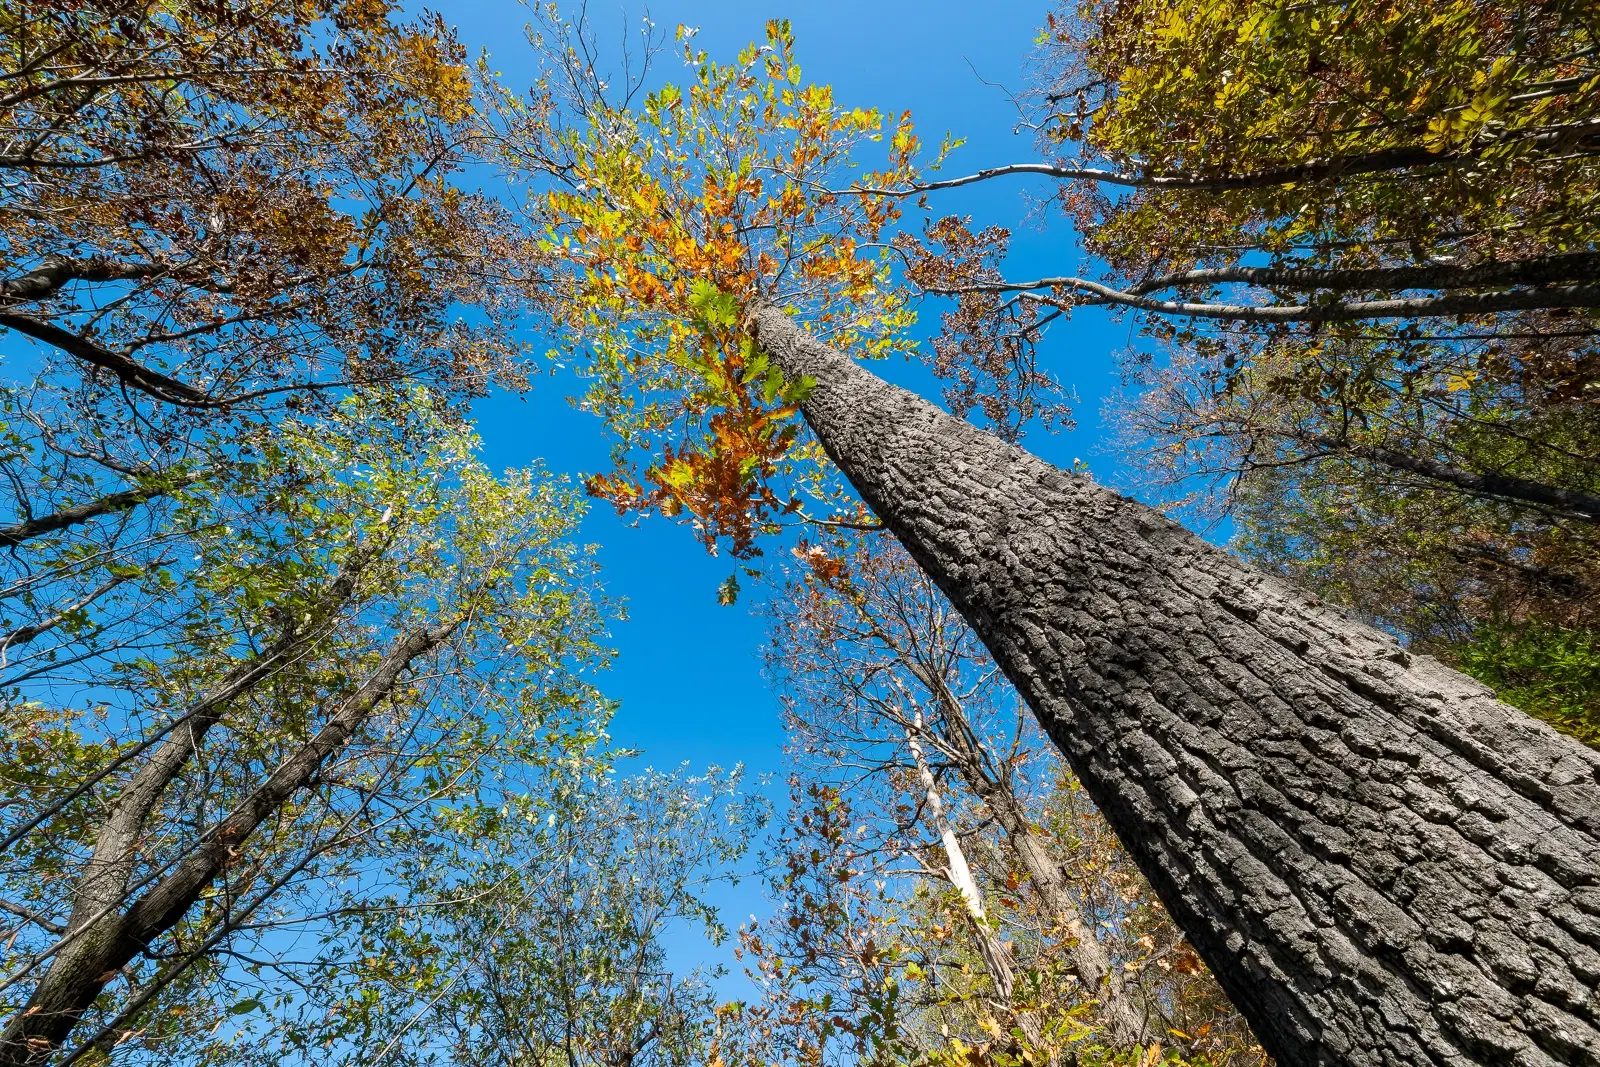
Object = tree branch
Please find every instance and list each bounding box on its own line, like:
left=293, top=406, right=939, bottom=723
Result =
left=0, top=618, right=458, bottom=1065
left=0, top=899, right=64, bottom=937
left=0, top=312, right=208, bottom=403
left=0, top=567, right=152, bottom=663
left=923, top=277, right=1600, bottom=323
left=843, top=123, right=1600, bottom=198
left=1128, top=252, right=1600, bottom=297
left=0, top=256, right=180, bottom=304
left=0, top=534, right=390, bottom=856
left=0, top=476, right=199, bottom=549
left=1301, top=433, right=1600, bottom=523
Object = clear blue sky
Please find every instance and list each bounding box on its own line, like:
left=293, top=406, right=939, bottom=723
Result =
left=451, top=0, right=1134, bottom=985
left=457, top=0, right=1129, bottom=773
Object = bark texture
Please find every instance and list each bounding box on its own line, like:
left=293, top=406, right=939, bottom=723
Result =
left=752, top=303, right=1600, bottom=1067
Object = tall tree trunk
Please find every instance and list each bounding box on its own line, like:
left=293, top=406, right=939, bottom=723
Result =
left=751, top=303, right=1600, bottom=1067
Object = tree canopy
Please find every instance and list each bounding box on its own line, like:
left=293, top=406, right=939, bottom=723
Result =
left=1, top=0, right=540, bottom=413
left=5, top=2, right=1600, bottom=1066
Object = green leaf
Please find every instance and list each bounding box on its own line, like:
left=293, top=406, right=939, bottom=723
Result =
left=761, top=367, right=784, bottom=404
left=783, top=374, right=817, bottom=404
left=688, top=279, right=740, bottom=330
left=740, top=351, right=770, bottom=384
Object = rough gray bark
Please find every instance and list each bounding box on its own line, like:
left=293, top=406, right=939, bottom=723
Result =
left=751, top=303, right=1600, bottom=1067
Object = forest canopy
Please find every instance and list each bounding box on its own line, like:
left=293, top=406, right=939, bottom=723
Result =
left=2, top=3, right=1596, bottom=1067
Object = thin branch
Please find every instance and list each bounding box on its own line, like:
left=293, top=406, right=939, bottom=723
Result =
left=0, top=535, right=390, bottom=856
left=794, top=510, right=886, bottom=532
left=0, top=311, right=208, bottom=403
left=0, top=899, right=64, bottom=936
left=0, top=620, right=460, bottom=1062
left=925, top=277, right=1600, bottom=323
left=0, top=565, right=154, bottom=664
left=1300, top=433, right=1600, bottom=522
left=842, top=121, right=1600, bottom=199
left=0, top=475, right=199, bottom=548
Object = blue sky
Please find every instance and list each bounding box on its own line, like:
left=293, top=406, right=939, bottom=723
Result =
left=450, top=0, right=1136, bottom=988
left=457, top=0, right=1130, bottom=772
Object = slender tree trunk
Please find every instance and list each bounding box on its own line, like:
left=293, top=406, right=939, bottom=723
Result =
left=0, top=622, right=454, bottom=1067
left=907, top=717, right=1048, bottom=1055
left=925, top=692, right=1151, bottom=1048
left=751, top=303, right=1600, bottom=1067
left=1296, top=433, right=1600, bottom=523
left=874, top=621, right=1150, bottom=1045
left=907, top=718, right=1017, bottom=997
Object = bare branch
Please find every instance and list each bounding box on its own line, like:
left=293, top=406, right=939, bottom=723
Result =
left=923, top=277, right=1600, bottom=323
left=0, top=899, right=64, bottom=937
left=0, top=476, right=199, bottom=549
left=0, top=535, right=391, bottom=856
left=842, top=123, right=1600, bottom=199
left=0, top=619, right=459, bottom=1063
left=0, top=566, right=152, bottom=663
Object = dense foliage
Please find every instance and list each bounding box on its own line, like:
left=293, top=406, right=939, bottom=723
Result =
left=0, top=0, right=541, bottom=413
left=482, top=15, right=940, bottom=562
left=0, top=6, right=637, bottom=1064
left=1019, top=0, right=1600, bottom=739
left=0, top=384, right=618, bottom=1062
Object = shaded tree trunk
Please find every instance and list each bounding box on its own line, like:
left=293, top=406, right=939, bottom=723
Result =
left=751, top=303, right=1600, bottom=1067
left=1293, top=432, right=1600, bottom=523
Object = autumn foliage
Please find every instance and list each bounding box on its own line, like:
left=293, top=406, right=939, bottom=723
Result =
left=499, top=19, right=924, bottom=557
